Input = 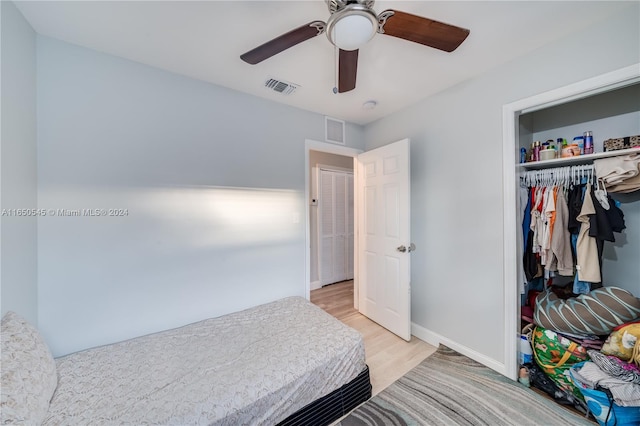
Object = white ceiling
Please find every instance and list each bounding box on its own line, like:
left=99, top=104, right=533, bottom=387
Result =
left=15, top=1, right=632, bottom=125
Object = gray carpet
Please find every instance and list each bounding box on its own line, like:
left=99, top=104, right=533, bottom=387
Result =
left=339, top=345, right=594, bottom=426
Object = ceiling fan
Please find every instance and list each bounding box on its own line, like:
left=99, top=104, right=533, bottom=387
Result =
left=240, top=0, right=470, bottom=93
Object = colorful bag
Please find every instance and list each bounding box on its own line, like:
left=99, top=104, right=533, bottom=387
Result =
left=532, top=326, right=589, bottom=400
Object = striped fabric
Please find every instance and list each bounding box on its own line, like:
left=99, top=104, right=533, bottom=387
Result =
left=588, top=350, right=640, bottom=384
left=534, top=287, right=640, bottom=336
left=339, top=345, right=592, bottom=426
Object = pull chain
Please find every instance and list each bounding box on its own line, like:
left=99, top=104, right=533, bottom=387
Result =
left=333, top=44, right=338, bottom=94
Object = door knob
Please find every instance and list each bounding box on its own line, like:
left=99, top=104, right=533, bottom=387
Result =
left=397, top=244, right=415, bottom=253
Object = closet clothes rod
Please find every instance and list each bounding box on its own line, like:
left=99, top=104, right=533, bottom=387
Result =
left=520, top=164, right=595, bottom=188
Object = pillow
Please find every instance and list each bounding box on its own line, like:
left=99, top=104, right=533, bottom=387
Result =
left=533, top=286, right=640, bottom=336
left=601, top=323, right=640, bottom=366
left=1, top=311, right=57, bottom=424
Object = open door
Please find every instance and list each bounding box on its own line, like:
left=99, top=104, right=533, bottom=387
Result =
left=356, top=139, right=411, bottom=341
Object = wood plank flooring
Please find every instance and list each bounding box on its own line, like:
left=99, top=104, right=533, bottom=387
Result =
left=312, top=281, right=596, bottom=423
left=311, top=280, right=437, bottom=395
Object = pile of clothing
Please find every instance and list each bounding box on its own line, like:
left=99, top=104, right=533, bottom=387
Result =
left=569, top=323, right=640, bottom=425
left=594, top=152, right=640, bottom=194
left=523, top=295, right=640, bottom=424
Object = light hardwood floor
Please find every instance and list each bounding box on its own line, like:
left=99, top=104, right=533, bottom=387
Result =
left=311, top=280, right=437, bottom=396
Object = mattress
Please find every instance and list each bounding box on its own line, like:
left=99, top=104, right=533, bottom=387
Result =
left=43, top=297, right=366, bottom=425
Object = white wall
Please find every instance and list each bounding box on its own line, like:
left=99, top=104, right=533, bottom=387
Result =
left=0, top=1, right=38, bottom=324
left=36, top=36, right=365, bottom=356
left=363, top=3, right=640, bottom=364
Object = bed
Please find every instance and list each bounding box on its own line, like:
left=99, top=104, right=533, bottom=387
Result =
left=1, top=296, right=371, bottom=425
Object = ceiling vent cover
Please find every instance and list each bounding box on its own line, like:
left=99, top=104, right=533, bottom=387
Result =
left=265, top=78, right=298, bottom=95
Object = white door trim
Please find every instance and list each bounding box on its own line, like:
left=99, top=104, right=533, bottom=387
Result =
left=502, top=63, right=640, bottom=381
left=305, top=139, right=362, bottom=302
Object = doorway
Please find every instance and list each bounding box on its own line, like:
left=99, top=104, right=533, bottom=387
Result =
left=305, top=138, right=412, bottom=342
left=312, top=162, right=354, bottom=289
left=304, top=140, right=361, bottom=304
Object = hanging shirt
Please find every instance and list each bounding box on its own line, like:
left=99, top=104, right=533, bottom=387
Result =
left=530, top=186, right=544, bottom=254
left=519, top=186, right=532, bottom=293
left=589, top=189, right=626, bottom=243
left=567, top=184, right=585, bottom=235
left=576, top=185, right=601, bottom=283
left=548, top=186, right=559, bottom=240
left=548, top=189, right=574, bottom=276
left=540, top=186, right=556, bottom=266
left=521, top=187, right=532, bottom=252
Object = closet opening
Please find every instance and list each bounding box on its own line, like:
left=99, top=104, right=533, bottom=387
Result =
left=502, top=64, right=640, bottom=382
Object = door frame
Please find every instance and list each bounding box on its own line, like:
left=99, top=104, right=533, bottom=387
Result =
left=501, top=63, right=640, bottom=380
left=305, top=139, right=362, bottom=304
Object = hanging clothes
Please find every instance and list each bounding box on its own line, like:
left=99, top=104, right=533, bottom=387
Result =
left=520, top=165, right=594, bottom=291
left=567, top=184, right=585, bottom=236
left=589, top=188, right=626, bottom=243
left=576, top=185, right=601, bottom=283
left=519, top=164, right=627, bottom=298
left=540, top=186, right=557, bottom=267
left=548, top=189, right=573, bottom=276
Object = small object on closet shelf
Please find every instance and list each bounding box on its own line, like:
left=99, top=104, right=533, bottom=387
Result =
left=532, top=140, right=541, bottom=161
left=520, top=147, right=527, bottom=164
left=603, top=135, right=640, bottom=152
left=540, top=149, right=556, bottom=161
left=584, top=131, right=594, bottom=155
left=573, top=136, right=585, bottom=155
left=561, top=144, right=581, bottom=158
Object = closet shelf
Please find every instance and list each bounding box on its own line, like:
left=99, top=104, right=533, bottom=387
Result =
left=517, top=147, right=639, bottom=170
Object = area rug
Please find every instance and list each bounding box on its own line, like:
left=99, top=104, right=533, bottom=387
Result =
left=338, top=345, right=593, bottom=426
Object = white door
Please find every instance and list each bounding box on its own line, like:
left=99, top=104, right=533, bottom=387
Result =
left=319, top=169, right=354, bottom=286
left=357, top=139, right=411, bottom=341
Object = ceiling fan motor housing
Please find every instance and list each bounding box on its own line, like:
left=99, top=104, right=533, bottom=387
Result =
left=326, top=0, right=376, bottom=14
left=326, top=2, right=378, bottom=51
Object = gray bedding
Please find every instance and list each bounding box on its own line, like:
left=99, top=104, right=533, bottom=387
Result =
left=43, top=297, right=366, bottom=425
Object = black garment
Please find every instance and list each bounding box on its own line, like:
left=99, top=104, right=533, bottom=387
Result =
left=567, top=184, right=585, bottom=235
left=523, top=229, right=539, bottom=282
left=589, top=187, right=626, bottom=243
left=587, top=184, right=626, bottom=284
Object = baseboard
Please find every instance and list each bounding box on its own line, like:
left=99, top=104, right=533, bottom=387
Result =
left=411, top=322, right=509, bottom=378
left=310, top=281, right=322, bottom=291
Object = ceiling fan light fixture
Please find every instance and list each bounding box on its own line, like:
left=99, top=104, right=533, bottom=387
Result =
left=327, top=5, right=377, bottom=51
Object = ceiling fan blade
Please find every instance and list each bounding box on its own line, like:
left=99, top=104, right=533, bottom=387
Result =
left=378, top=10, right=469, bottom=52
left=240, top=21, right=325, bottom=65
left=338, top=49, right=358, bottom=93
